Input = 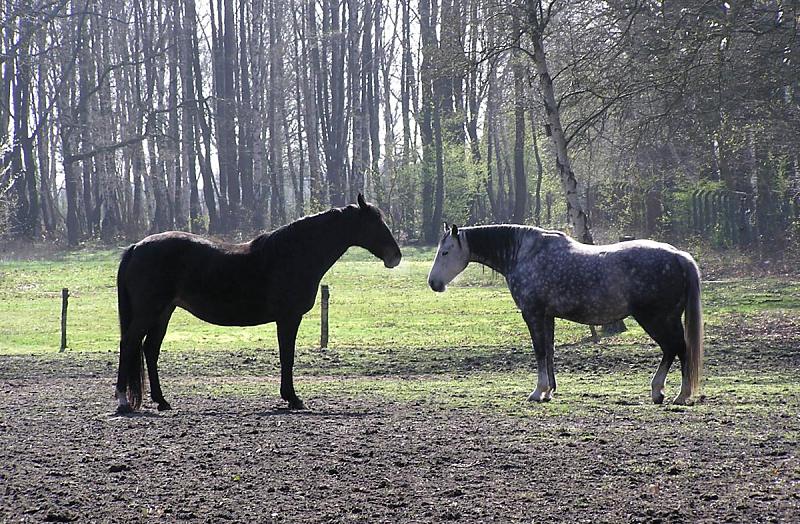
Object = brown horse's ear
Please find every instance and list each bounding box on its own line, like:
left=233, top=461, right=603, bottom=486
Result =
left=357, top=193, right=367, bottom=209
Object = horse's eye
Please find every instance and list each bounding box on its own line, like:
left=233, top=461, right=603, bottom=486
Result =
left=442, top=251, right=449, bottom=257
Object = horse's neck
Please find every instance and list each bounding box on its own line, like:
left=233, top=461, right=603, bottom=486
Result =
left=314, top=219, right=354, bottom=274
left=288, top=210, right=355, bottom=277
left=465, top=226, right=523, bottom=276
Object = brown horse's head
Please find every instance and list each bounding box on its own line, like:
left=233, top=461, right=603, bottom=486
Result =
left=352, top=193, right=402, bottom=268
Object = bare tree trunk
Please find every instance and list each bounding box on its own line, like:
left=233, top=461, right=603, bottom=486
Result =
left=301, top=0, right=323, bottom=210
left=290, top=0, right=306, bottom=216
left=324, top=0, right=347, bottom=206
left=530, top=110, right=544, bottom=226
left=168, top=1, right=186, bottom=231
left=222, top=0, right=240, bottom=229
left=180, top=0, right=201, bottom=232
left=10, top=6, right=40, bottom=239
left=267, top=0, right=286, bottom=225
left=62, top=140, right=82, bottom=245
left=495, top=131, right=507, bottom=220
left=400, top=0, right=414, bottom=165
left=97, top=7, right=122, bottom=241
left=0, top=1, right=11, bottom=146
left=432, top=91, right=445, bottom=238
left=419, top=0, right=435, bottom=241
left=146, top=1, right=171, bottom=233
left=187, top=0, right=218, bottom=232
left=35, top=33, right=56, bottom=235
left=526, top=0, right=593, bottom=244
left=419, top=0, right=445, bottom=243
left=238, top=0, right=255, bottom=228
left=348, top=0, right=364, bottom=200
left=511, top=24, right=527, bottom=224
left=465, top=0, right=481, bottom=163
left=379, top=0, right=397, bottom=211
left=369, top=0, right=382, bottom=200
left=210, top=0, right=237, bottom=231
left=77, top=18, right=95, bottom=238
left=485, top=60, right=498, bottom=220
left=131, top=139, right=147, bottom=235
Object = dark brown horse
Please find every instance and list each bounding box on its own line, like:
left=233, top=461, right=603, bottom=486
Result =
left=115, top=194, right=401, bottom=414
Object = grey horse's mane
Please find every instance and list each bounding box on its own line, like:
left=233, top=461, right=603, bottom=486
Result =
left=462, top=225, right=526, bottom=274
left=463, top=225, right=569, bottom=274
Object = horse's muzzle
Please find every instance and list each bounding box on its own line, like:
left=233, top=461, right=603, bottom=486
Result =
left=383, top=249, right=402, bottom=268
left=428, top=278, right=445, bottom=292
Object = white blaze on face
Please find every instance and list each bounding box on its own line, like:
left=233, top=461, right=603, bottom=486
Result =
left=427, top=231, right=470, bottom=292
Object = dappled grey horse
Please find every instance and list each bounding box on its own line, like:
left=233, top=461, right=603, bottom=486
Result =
left=428, top=224, right=703, bottom=405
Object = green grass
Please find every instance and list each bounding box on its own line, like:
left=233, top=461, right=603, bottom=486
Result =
left=2, top=245, right=799, bottom=430
left=0, top=246, right=576, bottom=354
left=201, top=370, right=800, bottom=418
left=1, top=246, right=798, bottom=358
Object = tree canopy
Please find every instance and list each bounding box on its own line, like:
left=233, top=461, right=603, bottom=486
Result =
left=1, top=0, right=797, bottom=251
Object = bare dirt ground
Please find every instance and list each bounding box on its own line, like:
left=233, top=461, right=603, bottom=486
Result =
left=1, top=347, right=799, bottom=524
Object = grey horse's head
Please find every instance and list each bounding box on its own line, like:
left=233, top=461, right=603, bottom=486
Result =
left=428, top=224, right=470, bottom=292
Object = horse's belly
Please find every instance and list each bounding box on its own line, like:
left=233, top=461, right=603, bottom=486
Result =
left=548, top=292, right=630, bottom=325
left=558, top=309, right=628, bottom=326
left=176, top=299, right=275, bottom=327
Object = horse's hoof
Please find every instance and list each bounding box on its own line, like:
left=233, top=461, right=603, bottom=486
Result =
left=527, top=391, right=551, bottom=402
left=157, top=402, right=172, bottom=411
left=672, top=396, right=694, bottom=406
left=652, top=393, right=665, bottom=405
left=288, top=398, right=306, bottom=410
left=115, top=404, right=134, bottom=415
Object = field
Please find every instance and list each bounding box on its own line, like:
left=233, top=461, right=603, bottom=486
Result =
left=1, top=246, right=799, bottom=522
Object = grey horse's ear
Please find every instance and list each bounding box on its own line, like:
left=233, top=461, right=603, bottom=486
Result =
left=442, top=222, right=449, bottom=234
left=357, top=193, right=367, bottom=209
left=451, top=224, right=461, bottom=247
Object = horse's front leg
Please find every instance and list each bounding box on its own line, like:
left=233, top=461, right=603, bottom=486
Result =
left=277, top=316, right=305, bottom=409
left=523, top=312, right=554, bottom=402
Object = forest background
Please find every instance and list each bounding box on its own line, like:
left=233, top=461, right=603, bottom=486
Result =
left=1, top=0, right=798, bottom=254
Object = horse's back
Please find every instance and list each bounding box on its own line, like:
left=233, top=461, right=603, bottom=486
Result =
left=603, top=240, right=693, bottom=279
left=593, top=239, right=694, bottom=313
left=120, top=232, right=260, bottom=307
left=516, top=234, right=693, bottom=323
left=124, top=233, right=235, bottom=283
left=133, top=231, right=247, bottom=256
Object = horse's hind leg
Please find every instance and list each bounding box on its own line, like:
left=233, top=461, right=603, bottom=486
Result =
left=634, top=313, right=684, bottom=404
left=650, top=353, right=675, bottom=405
left=142, top=306, right=175, bottom=411
left=116, top=320, right=148, bottom=414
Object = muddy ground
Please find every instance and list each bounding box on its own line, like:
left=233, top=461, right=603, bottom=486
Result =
left=1, top=345, right=799, bottom=524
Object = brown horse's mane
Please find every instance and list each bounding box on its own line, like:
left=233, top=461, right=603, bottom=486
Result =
left=249, top=205, right=352, bottom=253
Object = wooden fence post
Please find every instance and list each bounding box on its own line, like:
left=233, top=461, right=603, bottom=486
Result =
left=320, top=284, right=329, bottom=349
left=60, top=288, right=69, bottom=352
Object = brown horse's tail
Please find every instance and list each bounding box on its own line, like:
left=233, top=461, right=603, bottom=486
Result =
left=682, top=254, right=704, bottom=399
left=117, top=245, right=144, bottom=410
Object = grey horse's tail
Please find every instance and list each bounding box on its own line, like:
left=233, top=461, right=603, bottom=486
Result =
left=117, top=245, right=144, bottom=411
left=682, top=254, right=704, bottom=399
